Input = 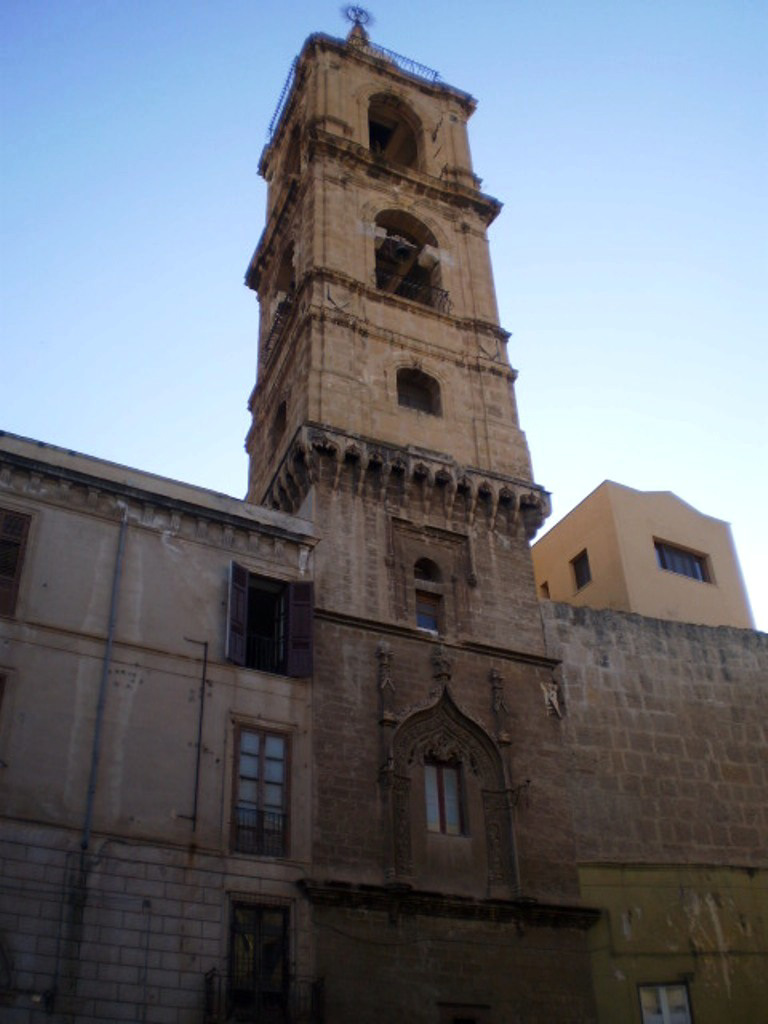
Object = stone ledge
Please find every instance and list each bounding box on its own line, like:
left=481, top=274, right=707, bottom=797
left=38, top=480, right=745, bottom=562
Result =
left=298, top=879, right=601, bottom=930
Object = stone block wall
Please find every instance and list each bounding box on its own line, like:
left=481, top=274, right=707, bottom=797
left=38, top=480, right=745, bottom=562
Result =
left=541, top=602, right=768, bottom=864
left=0, top=822, right=311, bottom=1024
left=310, top=904, right=597, bottom=1024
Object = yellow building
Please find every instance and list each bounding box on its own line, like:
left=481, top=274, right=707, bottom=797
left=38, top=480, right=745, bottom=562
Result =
left=531, top=480, right=753, bottom=628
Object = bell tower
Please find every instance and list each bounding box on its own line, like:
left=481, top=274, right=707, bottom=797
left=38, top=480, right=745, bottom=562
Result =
left=242, top=15, right=598, bottom=1023
left=244, top=16, right=548, bottom=529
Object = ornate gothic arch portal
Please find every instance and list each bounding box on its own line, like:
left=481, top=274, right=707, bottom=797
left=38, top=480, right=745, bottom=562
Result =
left=382, top=687, right=518, bottom=897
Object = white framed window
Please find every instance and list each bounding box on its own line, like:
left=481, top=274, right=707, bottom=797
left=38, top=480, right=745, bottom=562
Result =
left=638, top=983, right=692, bottom=1024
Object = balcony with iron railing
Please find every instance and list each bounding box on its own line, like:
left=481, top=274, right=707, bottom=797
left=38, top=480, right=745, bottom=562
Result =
left=374, top=267, right=451, bottom=314
left=204, top=970, right=324, bottom=1024
left=233, top=806, right=287, bottom=857
left=245, top=633, right=286, bottom=675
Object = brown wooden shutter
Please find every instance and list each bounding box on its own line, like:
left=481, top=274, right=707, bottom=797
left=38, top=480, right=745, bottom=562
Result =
left=0, top=510, right=31, bottom=618
left=285, top=581, right=313, bottom=677
left=226, top=561, right=249, bottom=666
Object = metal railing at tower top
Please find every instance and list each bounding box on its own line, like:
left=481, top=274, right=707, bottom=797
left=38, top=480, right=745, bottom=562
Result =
left=363, top=41, right=441, bottom=83
left=268, top=58, right=298, bottom=141
left=267, top=42, right=441, bottom=141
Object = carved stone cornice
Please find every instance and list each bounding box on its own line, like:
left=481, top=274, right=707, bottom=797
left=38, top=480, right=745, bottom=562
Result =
left=297, top=879, right=601, bottom=931
left=0, top=442, right=316, bottom=552
left=308, top=129, right=501, bottom=225
left=264, top=423, right=551, bottom=539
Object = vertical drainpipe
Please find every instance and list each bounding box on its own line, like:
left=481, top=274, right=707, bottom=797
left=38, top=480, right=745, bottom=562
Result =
left=80, top=509, right=128, bottom=852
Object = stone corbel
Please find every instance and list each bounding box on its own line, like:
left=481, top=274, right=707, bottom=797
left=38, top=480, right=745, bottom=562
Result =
left=431, top=644, right=452, bottom=689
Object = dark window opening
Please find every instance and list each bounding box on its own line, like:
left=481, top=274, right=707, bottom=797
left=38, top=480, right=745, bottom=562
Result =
left=397, top=368, right=442, bottom=415
left=227, top=562, right=313, bottom=677
left=425, top=761, right=464, bottom=835
left=274, top=244, right=295, bottom=296
left=571, top=549, right=591, bottom=591
left=414, top=557, right=441, bottom=582
left=229, top=903, right=289, bottom=1022
left=368, top=95, right=419, bottom=168
left=655, top=540, right=711, bottom=583
left=233, top=727, right=288, bottom=857
left=369, top=119, right=394, bottom=153
left=374, top=210, right=449, bottom=313
left=0, top=508, right=31, bottom=618
left=272, top=400, right=287, bottom=450
left=540, top=581, right=550, bottom=599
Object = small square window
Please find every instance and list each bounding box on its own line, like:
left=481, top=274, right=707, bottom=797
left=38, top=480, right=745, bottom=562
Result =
left=571, top=549, right=591, bottom=591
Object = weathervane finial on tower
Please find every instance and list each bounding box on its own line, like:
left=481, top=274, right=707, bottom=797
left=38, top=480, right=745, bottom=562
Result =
left=344, top=6, right=372, bottom=27
left=343, top=6, right=373, bottom=43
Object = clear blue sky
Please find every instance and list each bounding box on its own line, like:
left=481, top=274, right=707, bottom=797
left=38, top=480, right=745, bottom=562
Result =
left=2, top=1, right=766, bottom=629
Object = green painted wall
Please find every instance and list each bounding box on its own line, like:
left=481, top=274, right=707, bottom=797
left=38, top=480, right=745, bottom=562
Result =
left=579, top=864, right=768, bottom=1024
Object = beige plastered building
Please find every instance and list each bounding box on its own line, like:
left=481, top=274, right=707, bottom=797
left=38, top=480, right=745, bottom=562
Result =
left=531, top=480, right=754, bottom=628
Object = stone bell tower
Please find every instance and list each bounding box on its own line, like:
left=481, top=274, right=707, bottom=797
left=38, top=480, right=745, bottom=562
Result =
left=244, top=17, right=548, bottom=525
left=243, top=14, right=598, bottom=1023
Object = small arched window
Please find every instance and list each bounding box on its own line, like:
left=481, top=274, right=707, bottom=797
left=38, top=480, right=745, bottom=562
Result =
left=397, top=368, right=441, bottom=416
left=368, top=94, right=420, bottom=169
left=414, top=558, right=441, bottom=583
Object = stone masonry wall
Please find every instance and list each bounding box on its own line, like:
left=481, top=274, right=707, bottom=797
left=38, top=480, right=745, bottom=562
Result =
left=311, top=904, right=596, bottom=1024
left=541, top=603, right=768, bottom=865
left=0, top=821, right=311, bottom=1024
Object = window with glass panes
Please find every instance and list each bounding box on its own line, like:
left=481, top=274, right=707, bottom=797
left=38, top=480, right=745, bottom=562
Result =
left=425, top=761, right=464, bottom=835
left=654, top=540, right=710, bottom=583
left=638, top=983, right=692, bottom=1024
left=233, top=728, right=288, bottom=856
